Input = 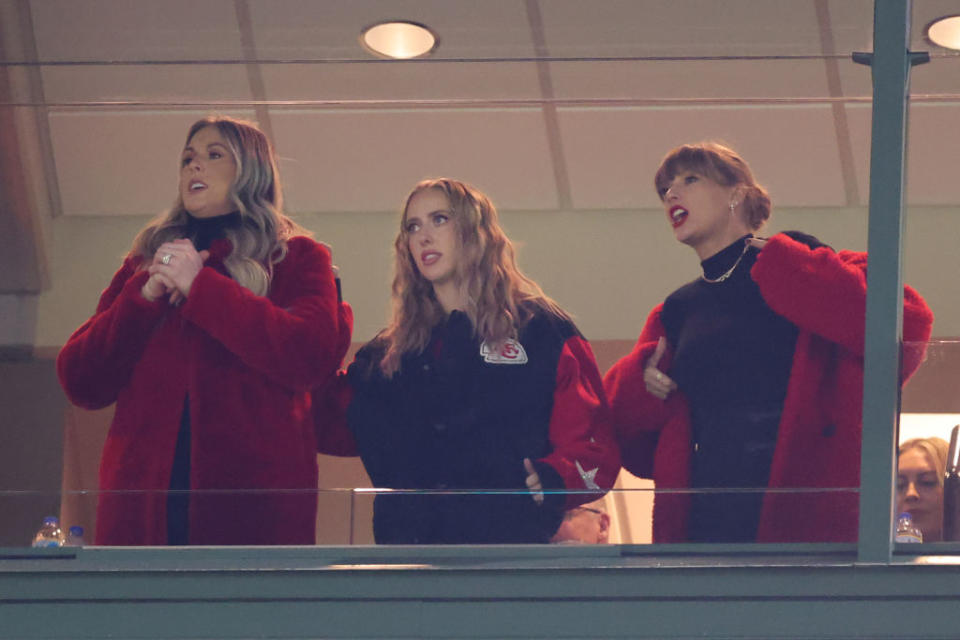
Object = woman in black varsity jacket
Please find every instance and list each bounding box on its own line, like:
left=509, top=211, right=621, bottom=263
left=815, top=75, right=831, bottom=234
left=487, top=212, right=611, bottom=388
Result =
left=318, top=178, right=620, bottom=544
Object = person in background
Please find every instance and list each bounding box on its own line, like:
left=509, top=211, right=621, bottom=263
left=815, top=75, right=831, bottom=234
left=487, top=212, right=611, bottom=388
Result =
left=57, top=115, right=351, bottom=545
left=320, top=177, right=620, bottom=544
left=604, top=141, right=934, bottom=543
left=551, top=500, right=611, bottom=544
left=897, top=437, right=949, bottom=542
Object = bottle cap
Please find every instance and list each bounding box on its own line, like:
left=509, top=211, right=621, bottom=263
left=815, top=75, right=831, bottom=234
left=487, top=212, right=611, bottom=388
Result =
left=42, top=516, right=59, bottom=525
left=69, top=526, right=84, bottom=536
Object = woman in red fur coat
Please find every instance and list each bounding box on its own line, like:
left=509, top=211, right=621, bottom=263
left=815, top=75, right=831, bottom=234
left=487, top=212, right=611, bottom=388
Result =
left=604, top=142, right=933, bottom=543
left=57, top=116, right=351, bottom=545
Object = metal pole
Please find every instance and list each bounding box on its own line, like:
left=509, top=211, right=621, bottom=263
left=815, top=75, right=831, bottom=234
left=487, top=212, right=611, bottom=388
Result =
left=855, top=0, right=927, bottom=563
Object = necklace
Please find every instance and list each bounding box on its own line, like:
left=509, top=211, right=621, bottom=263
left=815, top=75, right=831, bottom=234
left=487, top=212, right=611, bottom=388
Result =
left=700, top=243, right=749, bottom=284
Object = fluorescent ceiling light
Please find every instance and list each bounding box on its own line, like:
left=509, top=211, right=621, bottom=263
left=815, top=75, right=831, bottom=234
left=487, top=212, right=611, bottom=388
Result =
left=926, top=15, right=960, bottom=51
left=361, top=21, right=438, bottom=59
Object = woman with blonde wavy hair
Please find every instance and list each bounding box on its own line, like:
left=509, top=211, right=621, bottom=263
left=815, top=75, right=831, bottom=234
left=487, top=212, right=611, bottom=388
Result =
left=58, top=115, right=351, bottom=545
left=336, top=177, right=619, bottom=544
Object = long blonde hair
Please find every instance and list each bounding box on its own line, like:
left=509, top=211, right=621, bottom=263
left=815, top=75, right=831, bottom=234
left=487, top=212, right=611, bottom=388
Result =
left=131, top=115, right=309, bottom=296
left=379, top=178, right=570, bottom=376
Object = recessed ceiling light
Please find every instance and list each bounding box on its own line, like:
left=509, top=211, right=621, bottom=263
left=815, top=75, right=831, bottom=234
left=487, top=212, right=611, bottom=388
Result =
left=926, top=15, right=960, bottom=51
left=360, top=21, right=438, bottom=59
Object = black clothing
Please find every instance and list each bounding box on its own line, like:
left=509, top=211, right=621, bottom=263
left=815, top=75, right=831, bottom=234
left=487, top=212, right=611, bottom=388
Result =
left=661, top=235, right=798, bottom=542
left=346, top=307, right=579, bottom=544
left=166, top=211, right=242, bottom=544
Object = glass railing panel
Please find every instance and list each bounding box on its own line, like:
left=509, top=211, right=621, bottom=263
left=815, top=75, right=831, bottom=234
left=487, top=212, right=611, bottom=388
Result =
left=3, top=485, right=862, bottom=549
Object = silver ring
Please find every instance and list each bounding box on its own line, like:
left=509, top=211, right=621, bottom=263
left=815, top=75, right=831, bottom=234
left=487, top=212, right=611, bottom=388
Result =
left=655, top=372, right=664, bottom=381
left=161, top=253, right=172, bottom=265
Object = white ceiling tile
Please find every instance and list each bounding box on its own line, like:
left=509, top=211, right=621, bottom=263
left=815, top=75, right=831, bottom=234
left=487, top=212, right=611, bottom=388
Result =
left=261, top=61, right=542, bottom=102
left=912, top=57, right=960, bottom=97
left=908, top=103, right=960, bottom=205
left=836, top=102, right=960, bottom=207
left=41, top=65, right=253, bottom=105
left=30, top=0, right=242, bottom=62
left=270, top=109, right=558, bottom=213
left=550, top=59, right=832, bottom=101
left=559, top=105, right=848, bottom=210
left=51, top=110, right=256, bottom=216
left=539, top=0, right=872, bottom=58
left=844, top=103, right=872, bottom=206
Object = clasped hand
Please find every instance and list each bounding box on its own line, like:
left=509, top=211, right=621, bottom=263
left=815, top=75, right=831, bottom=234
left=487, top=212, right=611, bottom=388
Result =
left=141, top=239, right=210, bottom=304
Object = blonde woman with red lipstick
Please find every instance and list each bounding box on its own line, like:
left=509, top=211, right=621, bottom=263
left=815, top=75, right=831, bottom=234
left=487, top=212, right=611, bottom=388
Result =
left=326, top=178, right=619, bottom=544
left=58, top=116, right=351, bottom=545
left=604, top=142, right=933, bottom=543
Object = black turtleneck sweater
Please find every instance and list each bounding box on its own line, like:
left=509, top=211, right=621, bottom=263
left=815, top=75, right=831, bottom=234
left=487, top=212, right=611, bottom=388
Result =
left=167, top=211, right=242, bottom=545
left=660, top=235, right=798, bottom=542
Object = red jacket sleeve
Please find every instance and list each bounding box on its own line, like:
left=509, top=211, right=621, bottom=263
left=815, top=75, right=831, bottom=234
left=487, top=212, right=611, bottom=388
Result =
left=313, top=299, right=359, bottom=457
left=602, top=304, right=686, bottom=479
left=751, top=233, right=934, bottom=378
left=539, top=335, right=621, bottom=509
left=313, top=370, right=359, bottom=457
left=57, top=255, right=168, bottom=409
left=179, top=237, right=344, bottom=392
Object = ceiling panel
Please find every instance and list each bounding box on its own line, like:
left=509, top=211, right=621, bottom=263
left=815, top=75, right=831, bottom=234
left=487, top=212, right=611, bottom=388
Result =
left=30, top=0, right=242, bottom=62
left=248, top=0, right=535, bottom=60
left=40, top=65, right=253, bottom=105
left=911, top=57, right=960, bottom=96
left=559, top=105, right=848, bottom=210
left=550, top=59, right=832, bottom=101
left=539, top=0, right=872, bottom=58
left=50, top=110, right=257, bottom=217
left=270, top=109, right=558, bottom=214
left=845, top=102, right=960, bottom=207
left=907, top=103, right=960, bottom=205
left=913, top=0, right=960, bottom=51
left=261, top=61, right=542, bottom=102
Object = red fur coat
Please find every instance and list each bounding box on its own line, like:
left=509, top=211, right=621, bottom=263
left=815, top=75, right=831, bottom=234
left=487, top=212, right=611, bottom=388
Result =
left=58, top=236, right=351, bottom=545
left=604, top=233, right=934, bottom=543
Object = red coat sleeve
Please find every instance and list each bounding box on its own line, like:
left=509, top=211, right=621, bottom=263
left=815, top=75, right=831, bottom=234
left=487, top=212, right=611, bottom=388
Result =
left=57, top=255, right=168, bottom=409
left=751, top=233, right=934, bottom=378
left=602, top=304, right=686, bottom=479
left=313, top=370, right=359, bottom=457
left=179, top=237, right=344, bottom=392
left=538, top=335, right=621, bottom=509
left=313, top=299, right=359, bottom=457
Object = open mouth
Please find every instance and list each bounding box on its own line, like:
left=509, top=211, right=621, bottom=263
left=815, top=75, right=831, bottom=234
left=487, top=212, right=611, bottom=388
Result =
left=669, top=205, right=688, bottom=228
left=189, top=181, right=207, bottom=192
left=421, top=251, right=441, bottom=266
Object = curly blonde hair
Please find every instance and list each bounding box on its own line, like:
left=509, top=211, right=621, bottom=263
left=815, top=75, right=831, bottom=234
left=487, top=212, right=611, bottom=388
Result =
left=379, top=178, right=570, bottom=376
left=131, top=115, right=309, bottom=296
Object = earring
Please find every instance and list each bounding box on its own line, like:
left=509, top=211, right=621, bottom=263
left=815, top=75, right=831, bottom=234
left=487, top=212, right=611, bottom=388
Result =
left=729, top=201, right=738, bottom=216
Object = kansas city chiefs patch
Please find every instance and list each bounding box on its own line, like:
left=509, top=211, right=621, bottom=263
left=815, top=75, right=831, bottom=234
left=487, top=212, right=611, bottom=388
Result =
left=481, top=339, right=528, bottom=364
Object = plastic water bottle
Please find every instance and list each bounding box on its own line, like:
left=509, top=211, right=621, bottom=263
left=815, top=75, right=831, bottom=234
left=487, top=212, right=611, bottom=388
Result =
left=895, top=512, right=923, bottom=543
left=63, top=526, right=86, bottom=547
left=31, top=516, right=63, bottom=548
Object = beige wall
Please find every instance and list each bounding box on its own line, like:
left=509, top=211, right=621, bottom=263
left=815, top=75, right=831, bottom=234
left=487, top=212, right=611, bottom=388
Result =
left=33, top=204, right=958, bottom=350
